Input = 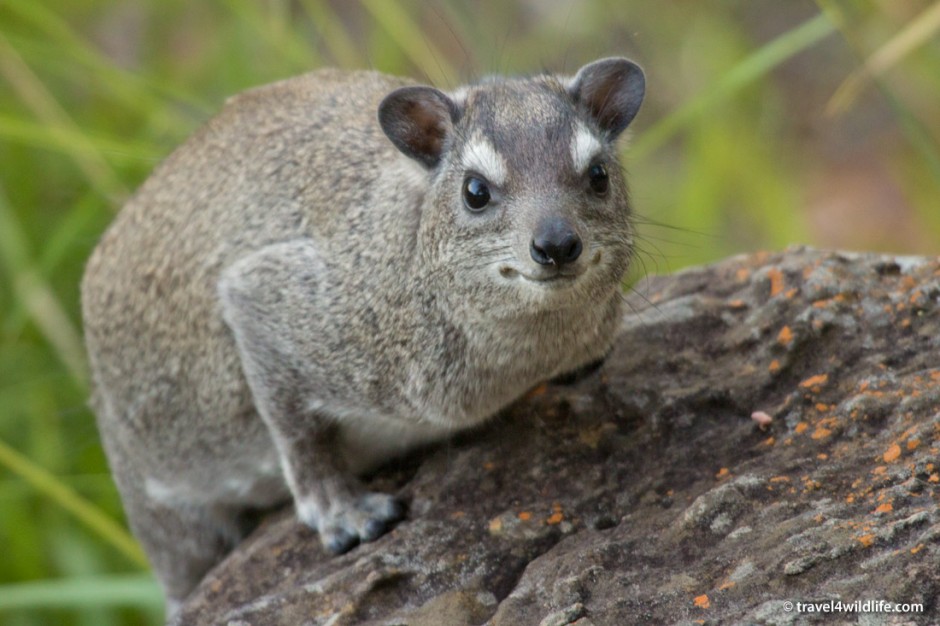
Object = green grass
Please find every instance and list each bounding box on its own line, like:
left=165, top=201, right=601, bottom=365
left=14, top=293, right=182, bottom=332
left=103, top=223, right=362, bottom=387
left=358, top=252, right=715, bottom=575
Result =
left=1, top=2, right=938, bottom=625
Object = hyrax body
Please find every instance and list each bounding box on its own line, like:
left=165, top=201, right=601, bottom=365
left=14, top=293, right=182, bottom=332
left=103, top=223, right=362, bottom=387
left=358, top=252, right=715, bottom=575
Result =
left=82, top=58, right=645, bottom=612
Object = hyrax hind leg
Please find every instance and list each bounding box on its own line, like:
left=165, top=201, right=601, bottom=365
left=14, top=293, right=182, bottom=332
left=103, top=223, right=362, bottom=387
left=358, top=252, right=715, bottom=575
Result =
left=124, top=492, right=246, bottom=617
left=218, top=240, right=405, bottom=554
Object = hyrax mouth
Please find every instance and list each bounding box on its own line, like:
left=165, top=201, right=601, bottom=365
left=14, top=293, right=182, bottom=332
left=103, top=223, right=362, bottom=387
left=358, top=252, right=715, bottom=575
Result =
left=499, top=250, right=602, bottom=286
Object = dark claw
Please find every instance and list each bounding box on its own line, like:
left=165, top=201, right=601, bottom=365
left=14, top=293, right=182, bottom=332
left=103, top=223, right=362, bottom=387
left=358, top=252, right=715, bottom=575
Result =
left=362, top=518, right=388, bottom=542
left=362, top=498, right=406, bottom=541
left=387, top=497, right=406, bottom=522
left=325, top=528, right=359, bottom=554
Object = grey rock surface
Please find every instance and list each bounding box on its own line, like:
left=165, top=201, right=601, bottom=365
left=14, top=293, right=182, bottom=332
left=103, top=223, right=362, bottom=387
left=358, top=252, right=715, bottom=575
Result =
left=176, top=248, right=940, bottom=625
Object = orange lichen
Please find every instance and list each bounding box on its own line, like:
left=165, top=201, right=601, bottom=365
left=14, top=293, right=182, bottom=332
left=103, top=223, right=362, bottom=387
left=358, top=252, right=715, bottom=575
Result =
left=812, top=427, right=832, bottom=440
left=716, top=467, right=730, bottom=479
left=718, top=580, right=736, bottom=591
left=736, top=268, right=751, bottom=282
left=817, top=453, right=828, bottom=460
left=517, top=511, right=532, bottom=521
left=873, top=502, right=893, bottom=514
left=777, top=326, right=794, bottom=346
left=546, top=512, right=564, bottom=525
left=907, top=439, right=920, bottom=451
left=770, top=475, right=790, bottom=483
left=768, top=268, right=785, bottom=297
left=728, top=299, right=746, bottom=309
left=883, top=443, right=902, bottom=463
left=794, top=422, right=809, bottom=434
left=799, top=374, right=829, bottom=390
left=802, top=478, right=821, bottom=491
left=928, top=473, right=939, bottom=483
left=768, top=359, right=781, bottom=373
left=694, top=594, right=711, bottom=609
left=857, top=534, right=875, bottom=548
left=911, top=544, right=924, bottom=554
left=764, top=436, right=776, bottom=446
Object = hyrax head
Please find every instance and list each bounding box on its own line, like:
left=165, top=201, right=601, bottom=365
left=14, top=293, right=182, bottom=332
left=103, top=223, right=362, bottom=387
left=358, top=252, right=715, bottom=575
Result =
left=379, top=58, right=645, bottom=316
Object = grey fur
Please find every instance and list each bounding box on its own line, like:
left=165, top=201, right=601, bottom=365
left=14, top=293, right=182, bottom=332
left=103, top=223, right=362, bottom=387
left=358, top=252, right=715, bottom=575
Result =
left=81, top=58, right=645, bottom=615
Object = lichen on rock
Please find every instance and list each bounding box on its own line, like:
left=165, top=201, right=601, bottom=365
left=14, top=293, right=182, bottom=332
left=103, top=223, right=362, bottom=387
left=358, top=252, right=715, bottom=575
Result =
left=175, top=248, right=940, bottom=625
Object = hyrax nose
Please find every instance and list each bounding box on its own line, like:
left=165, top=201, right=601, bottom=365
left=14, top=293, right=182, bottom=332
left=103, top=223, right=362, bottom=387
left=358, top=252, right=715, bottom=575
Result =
left=530, top=218, right=583, bottom=267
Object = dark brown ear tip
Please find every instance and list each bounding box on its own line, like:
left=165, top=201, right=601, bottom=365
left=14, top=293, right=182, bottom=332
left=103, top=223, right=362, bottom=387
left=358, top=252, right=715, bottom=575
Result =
left=570, top=57, right=646, bottom=138
left=574, top=57, right=645, bottom=94
left=377, top=86, right=458, bottom=168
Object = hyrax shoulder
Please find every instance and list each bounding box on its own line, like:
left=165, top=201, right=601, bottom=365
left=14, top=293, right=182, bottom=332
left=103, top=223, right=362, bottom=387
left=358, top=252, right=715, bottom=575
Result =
left=81, top=59, right=645, bottom=613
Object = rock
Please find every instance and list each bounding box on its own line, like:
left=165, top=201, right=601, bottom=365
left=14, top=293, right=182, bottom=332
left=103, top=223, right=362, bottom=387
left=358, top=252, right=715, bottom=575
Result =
left=174, top=247, right=940, bottom=625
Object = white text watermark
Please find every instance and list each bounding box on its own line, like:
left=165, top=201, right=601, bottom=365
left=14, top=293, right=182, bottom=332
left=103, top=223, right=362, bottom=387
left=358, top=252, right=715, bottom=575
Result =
left=782, top=599, right=924, bottom=615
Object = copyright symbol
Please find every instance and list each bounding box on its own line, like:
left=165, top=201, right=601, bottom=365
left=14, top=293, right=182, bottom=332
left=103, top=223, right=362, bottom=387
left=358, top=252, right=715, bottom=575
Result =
left=783, top=601, right=793, bottom=612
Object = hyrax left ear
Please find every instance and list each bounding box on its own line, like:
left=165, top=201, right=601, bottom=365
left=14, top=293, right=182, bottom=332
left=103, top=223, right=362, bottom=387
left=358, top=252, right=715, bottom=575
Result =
left=378, top=86, right=459, bottom=168
left=568, top=58, right=645, bottom=139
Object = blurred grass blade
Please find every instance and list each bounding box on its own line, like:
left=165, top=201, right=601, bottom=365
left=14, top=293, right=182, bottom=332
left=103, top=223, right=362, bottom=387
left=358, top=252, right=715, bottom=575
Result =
left=0, top=437, right=148, bottom=569
left=361, top=0, right=456, bottom=86
left=631, top=12, right=835, bottom=161
left=2, top=0, right=212, bottom=118
left=0, top=187, right=89, bottom=387
left=0, top=31, right=126, bottom=202
left=877, top=84, right=940, bottom=190
left=828, top=0, right=940, bottom=115
left=300, top=0, right=366, bottom=68
left=225, top=0, right=318, bottom=71
left=0, top=574, right=161, bottom=610
left=0, top=113, right=161, bottom=165
left=817, top=0, right=940, bottom=190
left=5, top=192, right=103, bottom=333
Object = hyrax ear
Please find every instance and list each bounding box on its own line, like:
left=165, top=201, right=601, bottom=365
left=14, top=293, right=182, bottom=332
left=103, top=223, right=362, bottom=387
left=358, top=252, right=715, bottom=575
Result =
left=568, top=57, right=645, bottom=139
left=378, top=86, right=459, bottom=168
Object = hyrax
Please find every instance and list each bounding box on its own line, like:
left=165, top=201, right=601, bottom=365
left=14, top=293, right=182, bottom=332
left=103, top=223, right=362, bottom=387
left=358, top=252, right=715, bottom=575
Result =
left=82, top=57, right=645, bottom=612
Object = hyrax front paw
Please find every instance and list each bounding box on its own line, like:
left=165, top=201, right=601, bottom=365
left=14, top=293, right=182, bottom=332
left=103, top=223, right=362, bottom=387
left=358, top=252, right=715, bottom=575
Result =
left=299, top=491, right=405, bottom=554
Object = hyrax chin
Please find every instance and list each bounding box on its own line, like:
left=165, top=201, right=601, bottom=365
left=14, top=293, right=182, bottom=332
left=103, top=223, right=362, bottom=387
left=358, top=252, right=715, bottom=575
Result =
left=81, top=57, right=645, bottom=613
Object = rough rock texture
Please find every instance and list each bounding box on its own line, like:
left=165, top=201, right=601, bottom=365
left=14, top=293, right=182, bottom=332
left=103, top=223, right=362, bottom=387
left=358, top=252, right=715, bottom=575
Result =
left=176, top=248, right=940, bottom=625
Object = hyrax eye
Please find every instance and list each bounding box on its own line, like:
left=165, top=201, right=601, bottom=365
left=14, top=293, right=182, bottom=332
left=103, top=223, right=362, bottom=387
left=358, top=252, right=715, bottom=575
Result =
left=588, top=162, right=609, bottom=195
left=462, top=176, right=491, bottom=211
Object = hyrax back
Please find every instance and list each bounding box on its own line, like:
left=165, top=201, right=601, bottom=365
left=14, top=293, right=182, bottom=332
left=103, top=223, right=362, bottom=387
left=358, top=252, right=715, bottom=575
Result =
left=82, top=59, right=644, bottom=614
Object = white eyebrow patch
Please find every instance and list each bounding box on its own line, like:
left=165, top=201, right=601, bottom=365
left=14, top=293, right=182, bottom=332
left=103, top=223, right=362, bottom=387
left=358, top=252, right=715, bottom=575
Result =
left=461, top=136, right=507, bottom=185
left=570, top=121, right=604, bottom=173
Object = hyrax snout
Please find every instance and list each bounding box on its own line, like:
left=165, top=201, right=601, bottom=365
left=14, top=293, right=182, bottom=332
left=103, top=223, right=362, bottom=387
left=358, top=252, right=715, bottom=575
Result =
left=82, top=57, right=645, bottom=615
left=530, top=216, right=583, bottom=268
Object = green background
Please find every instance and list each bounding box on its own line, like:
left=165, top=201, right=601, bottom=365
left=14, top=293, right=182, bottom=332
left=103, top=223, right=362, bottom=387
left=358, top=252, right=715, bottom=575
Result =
left=1, top=1, right=938, bottom=624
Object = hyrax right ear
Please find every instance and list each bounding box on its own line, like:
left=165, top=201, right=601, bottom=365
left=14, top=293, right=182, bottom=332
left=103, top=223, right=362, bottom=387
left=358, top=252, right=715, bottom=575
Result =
left=568, top=57, right=646, bottom=140
left=378, top=86, right=459, bottom=168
